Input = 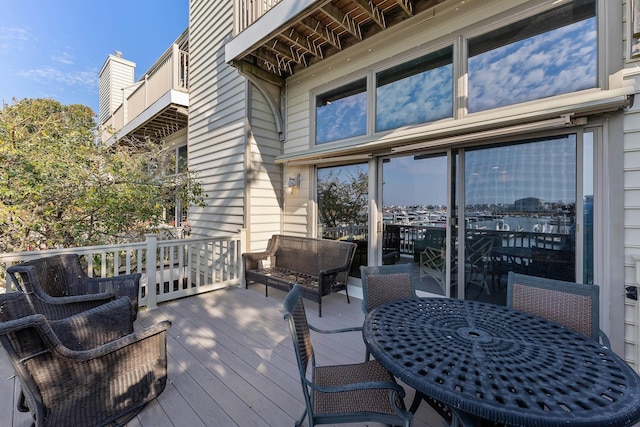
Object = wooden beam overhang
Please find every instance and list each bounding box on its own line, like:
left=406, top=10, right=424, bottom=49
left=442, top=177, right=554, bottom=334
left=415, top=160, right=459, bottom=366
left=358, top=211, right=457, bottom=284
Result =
left=300, top=15, right=342, bottom=51
left=228, top=0, right=448, bottom=80
left=115, top=104, right=188, bottom=146
left=321, top=3, right=363, bottom=39
left=350, top=0, right=386, bottom=29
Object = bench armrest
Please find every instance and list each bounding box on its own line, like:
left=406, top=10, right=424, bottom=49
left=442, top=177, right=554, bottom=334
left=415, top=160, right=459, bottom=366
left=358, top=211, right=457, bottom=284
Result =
left=319, top=259, right=352, bottom=278
left=242, top=251, right=270, bottom=271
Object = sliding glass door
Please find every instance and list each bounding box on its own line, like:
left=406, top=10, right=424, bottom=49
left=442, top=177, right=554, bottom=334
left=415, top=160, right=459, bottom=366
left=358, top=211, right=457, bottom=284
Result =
left=382, top=153, right=452, bottom=296
left=379, top=131, right=592, bottom=304
left=462, top=136, right=578, bottom=304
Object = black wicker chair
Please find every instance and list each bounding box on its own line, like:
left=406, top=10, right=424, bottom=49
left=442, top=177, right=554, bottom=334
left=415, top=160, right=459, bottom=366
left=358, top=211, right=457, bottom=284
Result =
left=7, top=253, right=141, bottom=317
left=0, top=292, right=170, bottom=427
left=360, top=263, right=416, bottom=361
left=283, top=285, right=413, bottom=427
left=360, top=264, right=452, bottom=422
left=3, top=277, right=116, bottom=322
left=360, top=263, right=417, bottom=313
left=507, top=271, right=611, bottom=347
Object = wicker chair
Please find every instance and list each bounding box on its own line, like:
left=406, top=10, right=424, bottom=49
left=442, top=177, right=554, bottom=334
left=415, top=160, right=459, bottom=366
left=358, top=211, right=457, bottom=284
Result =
left=7, top=253, right=141, bottom=317
left=0, top=292, right=170, bottom=427
left=283, top=285, right=413, bottom=427
left=507, top=272, right=610, bottom=347
left=360, top=264, right=417, bottom=359
left=360, top=264, right=452, bottom=422
left=360, top=263, right=417, bottom=314
left=3, top=277, right=116, bottom=322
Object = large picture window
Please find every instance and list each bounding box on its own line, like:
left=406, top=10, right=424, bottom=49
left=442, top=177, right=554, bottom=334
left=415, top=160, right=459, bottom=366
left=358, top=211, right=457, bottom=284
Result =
left=468, top=0, right=597, bottom=112
left=316, top=78, right=367, bottom=144
left=313, top=0, right=599, bottom=144
left=376, top=46, right=453, bottom=131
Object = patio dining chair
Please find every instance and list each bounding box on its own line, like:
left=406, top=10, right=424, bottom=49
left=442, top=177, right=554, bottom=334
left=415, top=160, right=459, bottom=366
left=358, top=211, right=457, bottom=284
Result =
left=361, top=263, right=417, bottom=360
left=507, top=272, right=610, bottom=347
left=464, top=232, right=495, bottom=297
left=283, top=285, right=413, bottom=427
left=7, top=253, right=141, bottom=317
left=360, top=264, right=453, bottom=422
left=0, top=292, right=170, bottom=427
left=419, top=245, right=446, bottom=292
left=360, top=263, right=417, bottom=314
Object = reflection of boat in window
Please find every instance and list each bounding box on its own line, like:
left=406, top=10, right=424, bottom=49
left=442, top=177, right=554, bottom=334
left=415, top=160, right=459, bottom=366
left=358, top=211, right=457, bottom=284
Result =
left=495, top=220, right=510, bottom=231
left=533, top=222, right=554, bottom=233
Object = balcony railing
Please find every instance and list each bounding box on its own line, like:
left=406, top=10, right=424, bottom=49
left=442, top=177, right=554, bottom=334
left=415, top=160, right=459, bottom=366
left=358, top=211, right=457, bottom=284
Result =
left=234, top=0, right=283, bottom=33
left=0, top=231, right=246, bottom=309
left=102, top=44, right=188, bottom=138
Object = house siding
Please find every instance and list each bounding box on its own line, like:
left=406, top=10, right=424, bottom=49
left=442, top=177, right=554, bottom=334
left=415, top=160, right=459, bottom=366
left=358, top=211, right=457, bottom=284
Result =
left=247, top=83, right=283, bottom=250
left=189, top=0, right=286, bottom=251
left=188, top=0, right=248, bottom=237
left=98, top=55, right=135, bottom=123
left=622, top=0, right=640, bottom=372
left=623, top=96, right=640, bottom=370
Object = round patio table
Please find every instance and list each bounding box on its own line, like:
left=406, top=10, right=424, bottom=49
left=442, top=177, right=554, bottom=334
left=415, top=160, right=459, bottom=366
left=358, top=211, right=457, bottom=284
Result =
left=362, top=298, right=640, bottom=427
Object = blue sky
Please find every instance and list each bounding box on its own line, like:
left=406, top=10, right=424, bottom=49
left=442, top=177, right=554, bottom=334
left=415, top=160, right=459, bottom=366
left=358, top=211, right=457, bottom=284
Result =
left=0, top=0, right=188, bottom=114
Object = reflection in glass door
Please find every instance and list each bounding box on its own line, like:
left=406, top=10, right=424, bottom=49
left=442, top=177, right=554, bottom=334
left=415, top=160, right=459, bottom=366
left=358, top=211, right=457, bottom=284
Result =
left=317, top=164, right=368, bottom=277
left=382, top=154, right=450, bottom=296
left=463, top=136, right=578, bottom=304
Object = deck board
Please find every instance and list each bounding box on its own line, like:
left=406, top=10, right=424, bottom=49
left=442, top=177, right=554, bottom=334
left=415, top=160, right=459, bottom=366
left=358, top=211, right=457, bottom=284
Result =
left=2, top=285, right=444, bottom=427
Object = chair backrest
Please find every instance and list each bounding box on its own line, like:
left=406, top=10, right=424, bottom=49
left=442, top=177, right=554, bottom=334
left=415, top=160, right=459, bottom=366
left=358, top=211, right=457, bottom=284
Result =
left=466, top=233, right=494, bottom=266
left=360, top=264, right=416, bottom=313
left=383, top=225, right=401, bottom=256
left=507, top=271, right=601, bottom=340
left=283, top=286, right=315, bottom=410
left=8, top=254, right=85, bottom=296
left=423, top=227, right=446, bottom=249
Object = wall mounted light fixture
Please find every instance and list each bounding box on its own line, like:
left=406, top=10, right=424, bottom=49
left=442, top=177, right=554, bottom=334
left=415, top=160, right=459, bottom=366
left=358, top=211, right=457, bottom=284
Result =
left=285, top=174, right=300, bottom=195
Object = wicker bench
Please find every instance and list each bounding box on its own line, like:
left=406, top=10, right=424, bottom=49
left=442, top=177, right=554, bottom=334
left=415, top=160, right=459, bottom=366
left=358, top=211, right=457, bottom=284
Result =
left=242, top=235, right=357, bottom=316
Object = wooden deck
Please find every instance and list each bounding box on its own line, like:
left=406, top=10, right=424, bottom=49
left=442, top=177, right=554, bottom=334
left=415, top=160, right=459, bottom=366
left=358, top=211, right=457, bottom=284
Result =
left=2, top=285, right=444, bottom=427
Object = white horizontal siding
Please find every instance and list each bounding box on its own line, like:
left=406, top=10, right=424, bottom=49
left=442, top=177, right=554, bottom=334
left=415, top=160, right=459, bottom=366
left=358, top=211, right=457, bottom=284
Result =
left=247, top=84, right=283, bottom=252
left=111, top=64, right=134, bottom=112
left=189, top=0, right=247, bottom=236
left=623, top=60, right=640, bottom=370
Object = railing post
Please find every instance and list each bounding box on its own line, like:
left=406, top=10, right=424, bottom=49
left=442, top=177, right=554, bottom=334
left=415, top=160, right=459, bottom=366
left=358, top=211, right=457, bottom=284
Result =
left=144, top=74, right=149, bottom=109
left=171, top=43, right=179, bottom=90
left=122, top=87, right=127, bottom=126
left=239, top=228, right=247, bottom=288
left=145, top=233, right=158, bottom=309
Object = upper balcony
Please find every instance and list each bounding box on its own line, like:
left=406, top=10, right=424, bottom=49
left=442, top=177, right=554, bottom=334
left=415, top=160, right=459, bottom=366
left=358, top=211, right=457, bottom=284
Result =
left=101, top=31, right=189, bottom=144
left=227, top=0, right=450, bottom=83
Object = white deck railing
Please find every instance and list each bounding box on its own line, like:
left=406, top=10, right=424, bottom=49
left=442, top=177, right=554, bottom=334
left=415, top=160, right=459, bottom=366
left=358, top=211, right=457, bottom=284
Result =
left=0, top=230, right=247, bottom=309
left=234, top=0, right=283, bottom=34
left=101, top=44, right=188, bottom=139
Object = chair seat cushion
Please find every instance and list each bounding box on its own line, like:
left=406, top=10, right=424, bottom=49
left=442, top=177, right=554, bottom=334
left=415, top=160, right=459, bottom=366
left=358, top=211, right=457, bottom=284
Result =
left=313, top=360, right=401, bottom=416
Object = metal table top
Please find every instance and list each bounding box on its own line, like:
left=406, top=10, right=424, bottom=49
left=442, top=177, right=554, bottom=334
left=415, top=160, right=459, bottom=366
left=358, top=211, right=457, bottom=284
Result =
left=362, top=298, right=640, bottom=427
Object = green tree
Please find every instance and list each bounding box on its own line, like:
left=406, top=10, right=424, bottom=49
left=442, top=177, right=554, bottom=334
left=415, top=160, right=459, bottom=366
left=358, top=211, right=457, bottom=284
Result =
left=0, top=98, right=206, bottom=252
left=317, top=165, right=368, bottom=228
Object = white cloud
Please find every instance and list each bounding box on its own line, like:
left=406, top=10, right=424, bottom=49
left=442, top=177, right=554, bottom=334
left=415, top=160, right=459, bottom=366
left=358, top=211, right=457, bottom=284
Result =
left=468, top=18, right=597, bottom=112
left=0, top=26, right=32, bottom=50
left=19, top=66, right=98, bottom=90
left=376, top=66, right=453, bottom=130
left=52, top=52, right=74, bottom=65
